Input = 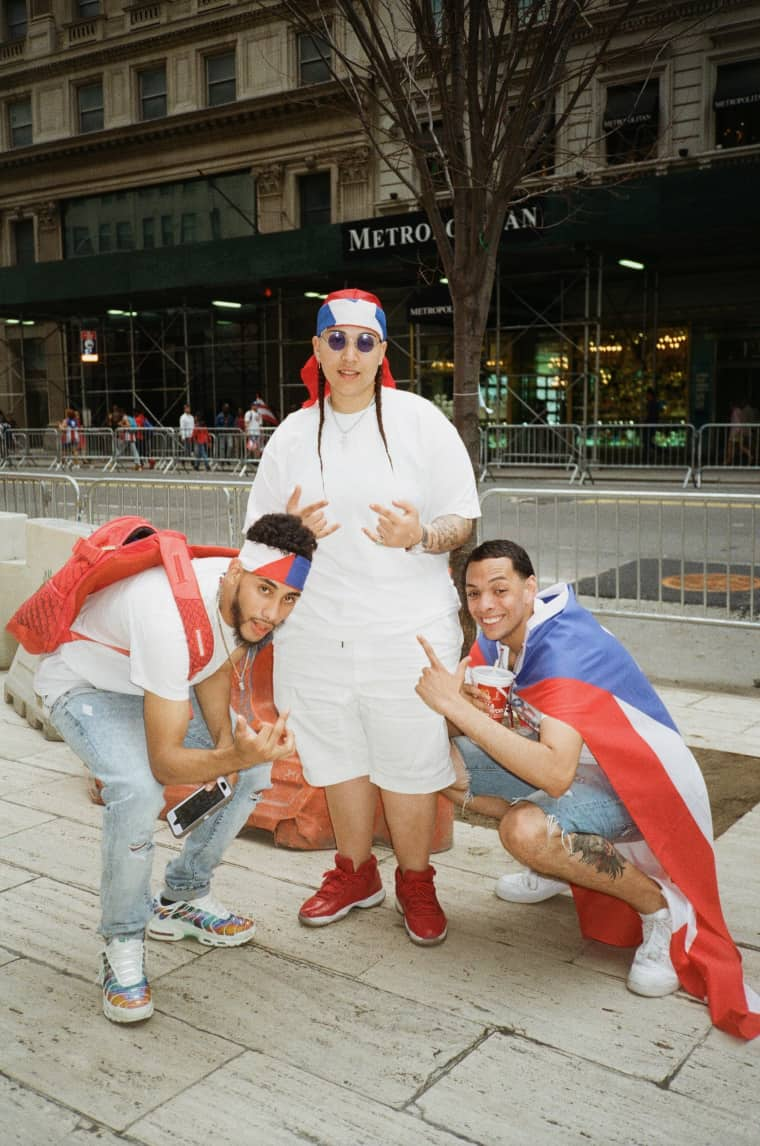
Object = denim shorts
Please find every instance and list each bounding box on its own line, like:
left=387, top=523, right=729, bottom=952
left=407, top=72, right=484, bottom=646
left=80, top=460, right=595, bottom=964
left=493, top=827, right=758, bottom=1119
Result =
left=453, top=736, right=642, bottom=843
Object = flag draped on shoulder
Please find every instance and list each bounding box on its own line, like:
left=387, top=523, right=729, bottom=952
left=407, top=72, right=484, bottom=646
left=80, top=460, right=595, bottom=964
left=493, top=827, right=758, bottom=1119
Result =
left=471, top=583, right=760, bottom=1040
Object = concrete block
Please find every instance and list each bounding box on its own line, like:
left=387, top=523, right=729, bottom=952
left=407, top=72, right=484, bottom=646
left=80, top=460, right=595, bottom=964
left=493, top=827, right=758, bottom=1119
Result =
left=0, top=511, right=27, bottom=559
left=0, top=559, right=32, bottom=668
left=23, top=516, right=92, bottom=589
left=3, top=644, right=62, bottom=740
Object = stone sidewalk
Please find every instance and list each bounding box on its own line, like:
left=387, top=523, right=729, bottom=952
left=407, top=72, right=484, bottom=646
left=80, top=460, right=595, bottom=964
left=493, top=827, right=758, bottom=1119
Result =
left=1, top=673, right=758, bottom=1146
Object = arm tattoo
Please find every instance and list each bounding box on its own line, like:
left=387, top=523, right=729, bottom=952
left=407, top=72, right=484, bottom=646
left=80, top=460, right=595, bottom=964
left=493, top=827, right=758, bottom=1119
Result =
left=567, top=833, right=626, bottom=880
left=421, top=514, right=473, bottom=554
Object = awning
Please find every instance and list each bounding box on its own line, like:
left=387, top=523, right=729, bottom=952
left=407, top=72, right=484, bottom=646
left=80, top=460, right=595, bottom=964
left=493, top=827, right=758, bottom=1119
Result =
left=603, top=82, right=659, bottom=131
left=714, top=60, right=760, bottom=110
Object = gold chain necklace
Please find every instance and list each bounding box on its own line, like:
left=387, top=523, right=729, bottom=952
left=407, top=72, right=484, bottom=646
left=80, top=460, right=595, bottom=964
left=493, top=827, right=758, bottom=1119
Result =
left=216, top=584, right=249, bottom=693
left=329, top=398, right=375, bottom=448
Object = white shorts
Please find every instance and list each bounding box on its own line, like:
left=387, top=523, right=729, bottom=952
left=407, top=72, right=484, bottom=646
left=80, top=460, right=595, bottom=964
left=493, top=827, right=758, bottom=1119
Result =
left=273, top=616, right=461, bottom=793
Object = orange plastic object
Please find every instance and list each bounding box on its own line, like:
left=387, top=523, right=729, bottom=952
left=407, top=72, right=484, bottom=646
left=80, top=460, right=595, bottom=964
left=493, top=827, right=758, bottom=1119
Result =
left=90, top=641, right=453, bottom=853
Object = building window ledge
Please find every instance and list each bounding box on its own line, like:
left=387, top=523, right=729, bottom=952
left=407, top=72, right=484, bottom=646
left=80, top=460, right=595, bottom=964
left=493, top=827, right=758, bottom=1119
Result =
left=63, top=17, right=105, bottom=48
left=126, top=2, right=163, bottom=29
left=0, top=40, right=25, bottom=64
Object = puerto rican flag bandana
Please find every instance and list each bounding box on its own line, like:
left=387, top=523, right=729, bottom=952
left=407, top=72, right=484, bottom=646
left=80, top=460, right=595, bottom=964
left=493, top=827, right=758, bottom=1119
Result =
left=238, top=541, right=311, bottom=591
left=301, top=288, right=396, bottom=406
left=470, top=583, right=760, bottom=1040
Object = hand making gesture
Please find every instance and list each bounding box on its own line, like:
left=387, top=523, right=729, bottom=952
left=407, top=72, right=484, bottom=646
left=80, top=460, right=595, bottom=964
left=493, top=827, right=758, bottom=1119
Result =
left=415, top=635, right=470, bottom=719
left=363, top=498, right=422, bottom=548
left=286, top=485, right=340, bottom=539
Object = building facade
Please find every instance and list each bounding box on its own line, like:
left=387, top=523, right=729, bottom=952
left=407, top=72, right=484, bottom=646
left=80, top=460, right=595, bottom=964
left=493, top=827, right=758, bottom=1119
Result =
left=0, top=0, right=759, bottom=431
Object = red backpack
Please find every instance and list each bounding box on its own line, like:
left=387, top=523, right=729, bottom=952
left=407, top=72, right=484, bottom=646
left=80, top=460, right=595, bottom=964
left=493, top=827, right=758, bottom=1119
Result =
left=6, top=516, right=237, bottom=678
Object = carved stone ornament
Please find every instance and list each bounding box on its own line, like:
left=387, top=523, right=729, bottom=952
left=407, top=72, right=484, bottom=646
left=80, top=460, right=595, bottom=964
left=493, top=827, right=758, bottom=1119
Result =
left=35, top=201, right=59, bottom=228
left=252, top=165, right=283, bottom=195
left=338, top=147, right=371, bottom=184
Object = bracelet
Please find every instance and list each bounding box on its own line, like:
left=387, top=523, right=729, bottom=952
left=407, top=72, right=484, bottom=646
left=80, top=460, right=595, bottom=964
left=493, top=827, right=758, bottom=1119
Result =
left=405, top=524, right=429, bottom=554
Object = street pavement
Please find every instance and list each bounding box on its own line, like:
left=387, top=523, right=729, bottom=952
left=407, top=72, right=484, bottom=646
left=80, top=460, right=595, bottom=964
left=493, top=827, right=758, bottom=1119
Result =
left=0, top=671, right=759, bottom=1146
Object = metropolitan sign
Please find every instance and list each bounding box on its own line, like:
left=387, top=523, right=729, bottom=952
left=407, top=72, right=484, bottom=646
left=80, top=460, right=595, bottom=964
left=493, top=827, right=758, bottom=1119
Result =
left=342, top=204, right=542, bottom=258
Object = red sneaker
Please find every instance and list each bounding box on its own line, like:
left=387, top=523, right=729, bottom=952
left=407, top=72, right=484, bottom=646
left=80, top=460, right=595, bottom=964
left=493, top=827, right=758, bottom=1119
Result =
left=395, top=865, right=448, bottom=946
left=298, top=853, right=386, bottom=927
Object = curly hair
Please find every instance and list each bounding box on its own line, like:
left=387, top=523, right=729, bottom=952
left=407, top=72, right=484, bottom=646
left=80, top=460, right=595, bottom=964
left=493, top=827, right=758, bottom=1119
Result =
left=246, top=513, right=317, bottom=561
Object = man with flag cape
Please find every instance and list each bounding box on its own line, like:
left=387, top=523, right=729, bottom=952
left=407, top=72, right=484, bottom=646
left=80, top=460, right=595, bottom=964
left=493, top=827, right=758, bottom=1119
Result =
left=415, top=538, right=760, bottom=1041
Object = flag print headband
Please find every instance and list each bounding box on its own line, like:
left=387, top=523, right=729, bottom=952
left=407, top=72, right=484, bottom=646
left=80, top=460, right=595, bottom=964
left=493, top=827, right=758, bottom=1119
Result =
left=238, top=541, right=311, bottom=591
left=300, top=288, right=396, bottom=406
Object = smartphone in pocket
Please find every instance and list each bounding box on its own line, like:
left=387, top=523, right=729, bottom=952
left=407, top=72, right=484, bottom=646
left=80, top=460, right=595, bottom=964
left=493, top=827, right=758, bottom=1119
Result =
left=166, top=778, right=233, bottom=838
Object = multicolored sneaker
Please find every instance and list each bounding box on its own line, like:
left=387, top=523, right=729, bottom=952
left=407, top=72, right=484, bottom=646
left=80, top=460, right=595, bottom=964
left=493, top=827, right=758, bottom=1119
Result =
left=99, top=936, right=153, bottom=1024
left=147, top=893, right=256, bottom=947
left=395, top=865, right=448, bottom=946
left=298, top=853, right=386, bottom=926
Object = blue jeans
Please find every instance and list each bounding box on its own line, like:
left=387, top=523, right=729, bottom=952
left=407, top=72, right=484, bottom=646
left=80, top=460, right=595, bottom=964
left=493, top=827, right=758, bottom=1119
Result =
left=51, top=687, right=271, bottom=940
left=453, top=736, right=642, bottom=843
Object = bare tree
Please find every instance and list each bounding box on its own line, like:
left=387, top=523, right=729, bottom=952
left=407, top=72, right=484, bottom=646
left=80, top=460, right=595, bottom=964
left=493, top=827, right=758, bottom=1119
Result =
left=272, top=0, right=656, bottom=467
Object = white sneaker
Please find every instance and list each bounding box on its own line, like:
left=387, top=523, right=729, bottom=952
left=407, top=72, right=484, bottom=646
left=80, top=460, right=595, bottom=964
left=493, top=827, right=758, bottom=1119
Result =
left=100, top=936, right=153, bottom=1024
left=627, top=907, right=680, bottom=997
left=148, top=892, right=256, bottom=947
left=494, top=869, right=569, bottom=903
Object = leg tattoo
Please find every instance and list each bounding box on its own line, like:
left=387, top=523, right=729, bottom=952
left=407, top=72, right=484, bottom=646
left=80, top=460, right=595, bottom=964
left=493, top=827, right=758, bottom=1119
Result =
left=567, top=833, right=626, bottom=880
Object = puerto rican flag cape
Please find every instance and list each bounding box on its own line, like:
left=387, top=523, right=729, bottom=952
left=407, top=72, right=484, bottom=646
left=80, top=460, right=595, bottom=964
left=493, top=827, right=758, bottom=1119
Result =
left=470, top=583, right=760, bottom=1040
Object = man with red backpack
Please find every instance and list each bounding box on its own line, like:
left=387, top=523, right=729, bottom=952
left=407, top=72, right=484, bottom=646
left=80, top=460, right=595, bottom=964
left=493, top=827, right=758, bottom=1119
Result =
left=31, top=513, right=316, bottom=1024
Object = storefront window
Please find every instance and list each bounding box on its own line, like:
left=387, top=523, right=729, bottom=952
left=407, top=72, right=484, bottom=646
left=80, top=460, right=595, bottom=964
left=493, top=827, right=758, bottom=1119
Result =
left=603, top=80, right=659, bottom=165
left=714, top=60, right=760, bottom=149
left=63, top=171, right=255, bottom=258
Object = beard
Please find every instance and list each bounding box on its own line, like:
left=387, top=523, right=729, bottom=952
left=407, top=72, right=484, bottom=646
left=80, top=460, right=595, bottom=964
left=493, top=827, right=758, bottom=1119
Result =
left=230, top=585, right=258, bottom=645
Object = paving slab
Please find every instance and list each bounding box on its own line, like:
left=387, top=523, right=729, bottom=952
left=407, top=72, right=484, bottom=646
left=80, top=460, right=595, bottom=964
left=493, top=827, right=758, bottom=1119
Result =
left=670, top=1016, right=760, bottom=1121
left=202, top=859, right=396, bottom=978
left=150, top=944, right=485, bottom=1108
left=0, top=959, right=241, bottom=1132
left=0, top=858, right=36, bottom=891
left=360, top=927, right=710, bottom=1081
left=714, top=804, right=760, bottom=947
left=9, top=741, right=89, bottom=776
left=0, top=1075, right=125, bottom=1146
left=129, top=1050, right=465, bottom=1146
left=5, top=772, right=107, bottom=829
left=0, top=876, right=201, bottom=984
left=0, top=721, right=60, bottom=761
left=0, top=798, right=55, bottom=838
left=0, top=817, right=103, bottom=889
left=414, top=1030, right=757, bottom=1146
left=431, top=862, right=585, bottom=960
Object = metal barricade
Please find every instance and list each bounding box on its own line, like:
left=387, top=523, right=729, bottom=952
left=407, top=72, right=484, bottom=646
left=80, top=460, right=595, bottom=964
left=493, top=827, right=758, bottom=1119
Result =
left=235, top=425, right=275, bottom=475
left=58, top=427, right=115, bottom=470
left=695, top=423, right=760, bottom=487
left=141, top=428, right=178, bottom=472
left=580, top=423, right=696, bottom=486
left=0, top=471, right=83, bottom=519
left=480, top=423, right=583, bottom=481
left=1, top=427, right=60, bottom=469
left=479, top=485, right=759, bottom=625
left=82, top=477, right=251, bottom=545
left=210, top=428, right=246, bottom=470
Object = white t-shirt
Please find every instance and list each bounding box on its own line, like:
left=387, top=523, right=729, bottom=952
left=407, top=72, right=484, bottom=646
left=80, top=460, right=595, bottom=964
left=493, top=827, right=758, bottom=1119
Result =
left=34, top=558, right=236, bottom=706
left=244, top=388, right=481, bottom=641
left=244, top=408, right=262, bottom=435
left=179, top=412, right=195, bottom=440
